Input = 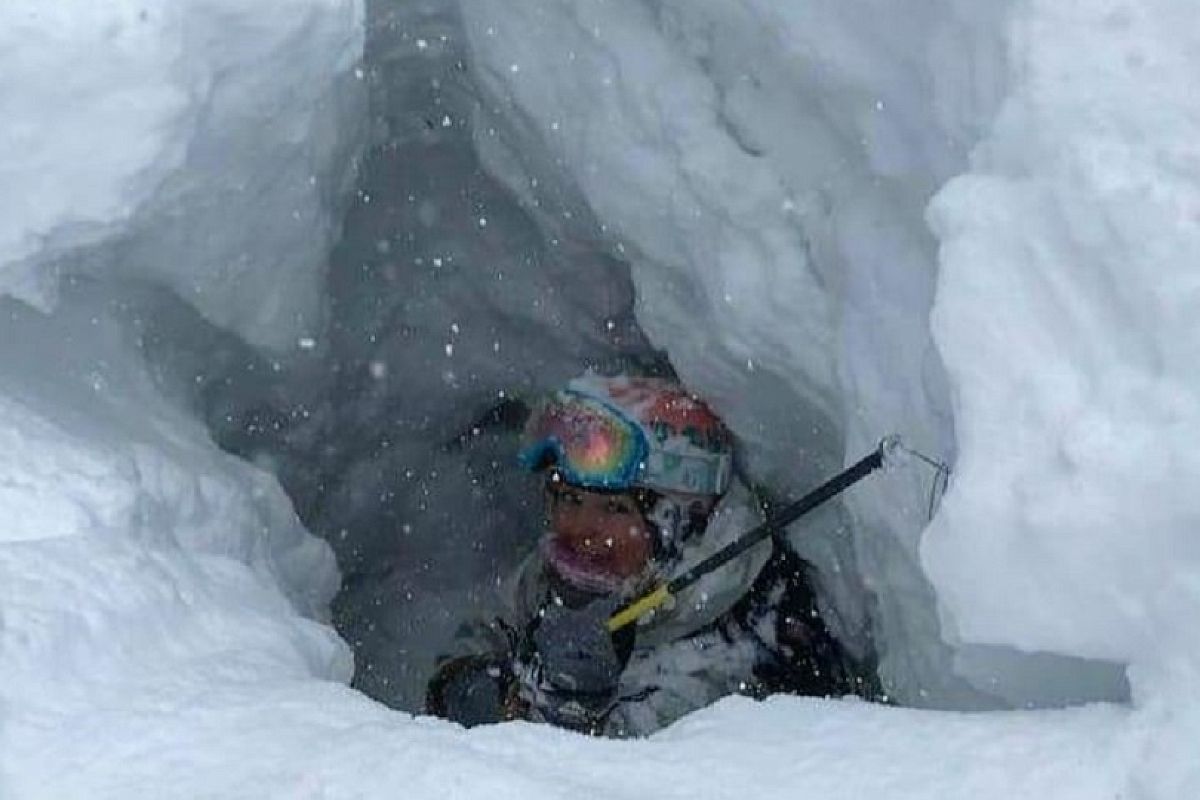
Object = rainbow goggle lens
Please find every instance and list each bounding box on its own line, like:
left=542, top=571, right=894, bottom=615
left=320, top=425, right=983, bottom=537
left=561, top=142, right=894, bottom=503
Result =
left=517, top=391, right=648, bottom=490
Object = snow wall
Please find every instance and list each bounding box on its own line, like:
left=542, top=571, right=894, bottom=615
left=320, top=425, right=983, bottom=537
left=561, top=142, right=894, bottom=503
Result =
left=1, top=0, right=1198, bottom=797
left=455, top=0, right=1139, bottom=708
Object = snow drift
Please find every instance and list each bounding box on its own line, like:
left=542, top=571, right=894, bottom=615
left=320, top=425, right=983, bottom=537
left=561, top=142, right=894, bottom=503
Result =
left=1, top=0, right=1198, bottom=797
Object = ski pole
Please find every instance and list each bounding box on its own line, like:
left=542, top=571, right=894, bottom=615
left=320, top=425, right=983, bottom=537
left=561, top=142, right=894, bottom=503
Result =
left=607, top=437, right=897, bottom=633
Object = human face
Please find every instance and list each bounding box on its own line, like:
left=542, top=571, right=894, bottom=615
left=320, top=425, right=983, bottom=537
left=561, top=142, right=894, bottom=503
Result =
left=543, top=482, right=653, bottom=592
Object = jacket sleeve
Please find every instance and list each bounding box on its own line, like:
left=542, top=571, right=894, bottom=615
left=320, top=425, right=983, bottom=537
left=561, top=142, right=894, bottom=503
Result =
left=426, top=552, right=547, bottom=723
left=606, top=619, right=763, bottom=735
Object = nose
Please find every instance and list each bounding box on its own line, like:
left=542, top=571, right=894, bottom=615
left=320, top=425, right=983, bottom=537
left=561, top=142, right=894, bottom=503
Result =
left=557, top=508, right=603, bottom=547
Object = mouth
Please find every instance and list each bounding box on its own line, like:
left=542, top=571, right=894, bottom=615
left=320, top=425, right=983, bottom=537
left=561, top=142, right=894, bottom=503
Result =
left=541, top=535, right=630, bottom=593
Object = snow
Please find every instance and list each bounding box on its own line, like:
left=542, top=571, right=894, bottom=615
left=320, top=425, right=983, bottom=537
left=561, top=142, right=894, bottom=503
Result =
left=0, top=0, right=364, bottom=351
left=921, top=6, right=1200, bottom=791
left=205, top=0, right=669, bottom=713
left=925, top=0, right=1200, bottom=667
left=2, top=0, right=1199, bottom=797
left=4, top=694, right=1135, bottom=799
left=0, top=288, right=350, bottom=794
left=456, top=0, right=1032, bottom=707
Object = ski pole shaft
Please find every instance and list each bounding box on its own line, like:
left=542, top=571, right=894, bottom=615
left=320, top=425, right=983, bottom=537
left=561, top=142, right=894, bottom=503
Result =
left=607, top=440, right=889, bottom=633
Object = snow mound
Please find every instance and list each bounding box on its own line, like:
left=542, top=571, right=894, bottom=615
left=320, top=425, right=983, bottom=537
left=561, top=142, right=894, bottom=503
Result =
left=0, top=0, right=363, bottom=790
left=0, top=291, right=338, bottom=611
left=0, top=0, right=364, bottom=351
left=0, top=290, right=349, bottom=792
left=922, top=9, right=1200, bottom=786
left=4, top=692, right=1135, bottom=799
left=925, top=0, right=1200, bottom=673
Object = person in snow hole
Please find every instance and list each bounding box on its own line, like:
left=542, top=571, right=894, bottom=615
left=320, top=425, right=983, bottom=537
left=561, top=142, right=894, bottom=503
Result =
left=425, top=373, right=878, bottom=736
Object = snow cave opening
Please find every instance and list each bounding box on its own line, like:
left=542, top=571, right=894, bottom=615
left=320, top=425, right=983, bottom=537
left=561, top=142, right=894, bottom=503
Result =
left=16, top=0, right=1200, bottom=792
left=156, top=0, right=1133, bottom=718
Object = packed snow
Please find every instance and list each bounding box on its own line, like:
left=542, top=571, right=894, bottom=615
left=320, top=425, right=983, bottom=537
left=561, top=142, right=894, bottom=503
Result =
left=1, top=0, right=1198, bottom=798
left=457, top=0, right=1129, bottom=708
left=0, top=0, right=364, bottom=351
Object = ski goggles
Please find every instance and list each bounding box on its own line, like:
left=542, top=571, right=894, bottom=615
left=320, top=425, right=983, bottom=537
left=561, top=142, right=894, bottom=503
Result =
left=518, top=390, right=648, bottom=490
left=518, top=390, right=733, bottom=496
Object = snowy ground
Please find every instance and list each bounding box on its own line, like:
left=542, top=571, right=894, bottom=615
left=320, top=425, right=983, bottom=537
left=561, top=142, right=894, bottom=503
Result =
left=2, top=0, right=1199, bottom=798
left=5, top=691, right=1135, bottom=799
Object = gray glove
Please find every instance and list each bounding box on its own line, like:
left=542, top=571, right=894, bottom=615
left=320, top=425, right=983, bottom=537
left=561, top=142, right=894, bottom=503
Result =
left=426, top=655, right=513, bottom=727
left=531, top=597, right=627, bottom=701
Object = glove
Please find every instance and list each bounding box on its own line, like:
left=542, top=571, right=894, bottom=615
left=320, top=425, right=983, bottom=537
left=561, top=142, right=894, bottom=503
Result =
left=532, top=600, right=625, bottom=696
left=425, top=655, right=515, bottom=728
left=522, top=597, right=635, bottom=732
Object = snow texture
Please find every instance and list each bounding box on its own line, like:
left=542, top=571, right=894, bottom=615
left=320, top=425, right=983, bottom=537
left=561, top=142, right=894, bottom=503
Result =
left=1, top=0, right=1199, bottom=798
left=456, top=0, right=1029, bottom=706
left=926, top=0, right=1200, bottom=669
left=923, top=5, right=1200, bottom=793
left=0, top=0, right=364, bottom=351
left=0, top=288, right=350, bottom=793
left=246, top=0, right=661, bottom=711
left=3, top=691, right=1136, bottom=799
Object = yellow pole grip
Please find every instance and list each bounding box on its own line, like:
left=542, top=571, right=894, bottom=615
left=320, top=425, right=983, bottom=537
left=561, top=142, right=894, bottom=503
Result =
left=607, top=584, right=672, bottom=632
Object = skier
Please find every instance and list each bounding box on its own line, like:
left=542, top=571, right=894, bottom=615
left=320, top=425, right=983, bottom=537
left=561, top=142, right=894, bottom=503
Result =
left=425, top=373, right=874, bottom=735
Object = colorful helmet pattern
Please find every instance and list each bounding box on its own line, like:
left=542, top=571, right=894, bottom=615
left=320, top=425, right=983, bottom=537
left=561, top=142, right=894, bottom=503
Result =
left=518, top=374, right=733, bottom=497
